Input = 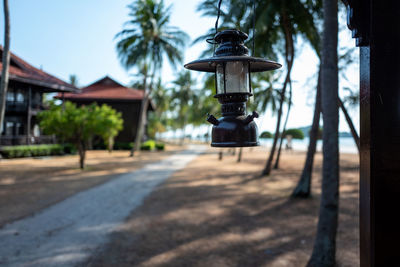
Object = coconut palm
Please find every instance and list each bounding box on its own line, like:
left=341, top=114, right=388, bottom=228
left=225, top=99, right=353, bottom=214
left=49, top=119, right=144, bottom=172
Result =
left=69, top=74, right=79, bottom=87
left=257, top=0, right=321, bottom=175
left=0, top=0, right=10, bottom=134
left=292, top=8, right=358, bottom=198
left=115, top=0, right=189, bottom=156
left=291, top=68, right=321, bottom=198
left=307, top=0, right=339, bottom=265
left=170, top=71, right=197, bottom=144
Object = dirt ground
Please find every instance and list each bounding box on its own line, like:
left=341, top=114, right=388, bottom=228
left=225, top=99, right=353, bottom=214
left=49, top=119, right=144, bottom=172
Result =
left=84, top=147, right=360, bottom=267
left=0, top=146, right=183, bottom=227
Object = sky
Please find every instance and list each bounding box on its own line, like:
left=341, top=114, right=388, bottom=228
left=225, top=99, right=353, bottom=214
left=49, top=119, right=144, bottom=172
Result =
left=0, top=0, right=359, bottom=134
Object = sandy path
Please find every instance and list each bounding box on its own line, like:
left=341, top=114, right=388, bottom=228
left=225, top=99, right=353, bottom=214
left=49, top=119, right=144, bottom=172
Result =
left=0, top=145, right=206, bottom=267
left=83, top=147, right=359, bottom=267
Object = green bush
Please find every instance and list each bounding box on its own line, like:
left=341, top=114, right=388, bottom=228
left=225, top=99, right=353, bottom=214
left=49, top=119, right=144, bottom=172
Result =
left=260, top=131, right=273, bottom=139
left=140, top=140, right=156, bottom=151
left=114, top=142, right=133, bottom=150
left=0, top=144, right=66, bottom=159
left=155, top=143, right=165, bottom=151
left=283, top=128, right=305, bottom=140
left=63, top=143, right=77, bottom=154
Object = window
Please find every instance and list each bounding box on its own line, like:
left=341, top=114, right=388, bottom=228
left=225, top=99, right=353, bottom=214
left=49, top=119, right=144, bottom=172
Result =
left=16, top=90, right=25, bottom=103
left=6, top=90, right=14, bottom=102
left=5, top=122, right=14, bottom=136
left=16, top=122, right=24, bottom=135
left=33, top=92, right=41, bottom=106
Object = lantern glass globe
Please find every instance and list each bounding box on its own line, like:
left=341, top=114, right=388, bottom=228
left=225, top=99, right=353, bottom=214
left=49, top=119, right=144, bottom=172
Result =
left=216, top=61, right=249, bottom=95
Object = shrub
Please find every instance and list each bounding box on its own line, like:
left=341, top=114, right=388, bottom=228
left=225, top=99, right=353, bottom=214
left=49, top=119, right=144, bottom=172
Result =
left=63, top=143, right=77, bottom=154
left=114, top=142, right=133, bottom=150
left=0, top=144, right=66, bottom=159
left=155, top=143, right=165, bottom=151
left=140, top=140, right=156, bottom=151
left=260, top=131, right=273, bottom=139
left=283, top=128, right=305, bottom=140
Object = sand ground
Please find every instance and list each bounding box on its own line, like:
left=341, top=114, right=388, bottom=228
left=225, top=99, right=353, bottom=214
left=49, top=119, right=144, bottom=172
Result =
left=83, top=147, right=360, bottom=267
left=0, top=146, right=206, bottom=267
left=0, top=146, right=183, bottom=227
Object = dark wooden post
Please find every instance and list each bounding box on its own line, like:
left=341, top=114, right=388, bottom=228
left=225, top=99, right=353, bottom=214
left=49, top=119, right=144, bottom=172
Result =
left=62, top=92, right=65, bottom=111
left=27, top=87, right=32, bottom=145
left=346, top=1, right=400, bottom=266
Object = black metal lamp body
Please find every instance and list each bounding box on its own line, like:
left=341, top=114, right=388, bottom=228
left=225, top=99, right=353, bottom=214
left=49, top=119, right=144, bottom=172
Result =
left=184, top=29, right=281, bottom=147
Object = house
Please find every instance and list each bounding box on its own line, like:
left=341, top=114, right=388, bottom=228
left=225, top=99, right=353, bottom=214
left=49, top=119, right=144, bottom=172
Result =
left=0, top=48, right=78, bottom=146
left=58, top=76, right=154, bottom=143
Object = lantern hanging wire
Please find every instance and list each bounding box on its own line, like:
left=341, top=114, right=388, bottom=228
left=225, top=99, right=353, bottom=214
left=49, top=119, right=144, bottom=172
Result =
left=206, top=0, right=257, bottom=57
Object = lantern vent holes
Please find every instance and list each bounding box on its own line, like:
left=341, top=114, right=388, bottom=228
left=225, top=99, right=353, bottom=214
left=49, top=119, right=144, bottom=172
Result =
left=221, top=102, right=245, bottom=115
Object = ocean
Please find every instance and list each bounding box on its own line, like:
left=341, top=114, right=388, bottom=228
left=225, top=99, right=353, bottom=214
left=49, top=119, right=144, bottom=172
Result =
left=259, top=137, right=358, bottom=154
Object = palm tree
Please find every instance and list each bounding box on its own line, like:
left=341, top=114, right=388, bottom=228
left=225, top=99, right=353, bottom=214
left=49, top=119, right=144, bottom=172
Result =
left=115, top=0, right=189, bottom=156
left=307, top=0, right=339, bottom=265
left=273, top=78, right=293, bottom=169
left=69, top=74, right=79, bottom=87
left=147, top=79, right=170, bottom=139
left=291, top=68, right=321, bottom=198
left=0, top=0, right=10, bottom=134
left=257, top=0, right=321, bottom=176
left=170, top=71, right=197, bottom=144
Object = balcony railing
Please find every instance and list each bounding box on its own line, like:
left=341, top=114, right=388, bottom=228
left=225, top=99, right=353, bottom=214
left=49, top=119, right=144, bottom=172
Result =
left=5, top=101, right=45, bottom=113
left=0, top=135, right=57, bottom=146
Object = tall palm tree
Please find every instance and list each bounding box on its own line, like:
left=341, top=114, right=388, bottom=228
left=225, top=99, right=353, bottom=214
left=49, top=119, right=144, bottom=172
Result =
left=307, top=0, right=339, bottom=265
left=273, top=77, right=293, bottom=169
left=0, top=0, right=10, bottom=134
left=257, top=0, right=321, bottom=176
left=170, top=71, right=197, bottom=144
left=115, top=0, right=189, bottom=156
left=291, top=68, right=321, bottom=198
left=292, top=6, right=358, bottom=198
left=69, top=74, right=79, bottom=87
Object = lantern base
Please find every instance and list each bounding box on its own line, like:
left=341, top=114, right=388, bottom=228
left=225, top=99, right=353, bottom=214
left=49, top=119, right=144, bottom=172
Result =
left=210, top=114, right=260, bottom=148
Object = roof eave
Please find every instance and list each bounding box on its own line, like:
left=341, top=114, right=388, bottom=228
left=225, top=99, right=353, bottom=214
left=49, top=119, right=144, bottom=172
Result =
left=9, top=74, right=80, bottom=93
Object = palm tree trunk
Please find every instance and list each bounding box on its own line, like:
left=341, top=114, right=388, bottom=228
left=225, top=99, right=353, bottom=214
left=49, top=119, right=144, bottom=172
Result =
left=307, top=0, right=339, bottom=265
left=218, top=150, right=223, bottom=161
left=77, top=140, right=86, bottom=169
left=262, top=14, right=294, bottom=176
left=0, top=0, right=10, bottom=133
left=237, top=147, right=243, bottom=162
left=274, top=79, right=293, bottom=169
left=292, top=69, right=321, bottom=198
left=131, top=95, right=150, bottom=156
left=130, top=69, right=154, bottom=157
left=180, top=114, right=188, bottom=145
left=339, top=97, right=360, bottom=153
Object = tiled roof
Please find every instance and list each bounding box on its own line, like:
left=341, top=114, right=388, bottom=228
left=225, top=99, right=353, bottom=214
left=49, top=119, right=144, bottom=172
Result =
left=60, top=76, right=146, bottom=101
left=0, top=47, right=78, bottom=92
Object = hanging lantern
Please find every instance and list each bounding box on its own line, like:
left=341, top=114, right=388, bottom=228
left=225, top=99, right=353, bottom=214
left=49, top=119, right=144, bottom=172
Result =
left=184, top=29, right=281, bottom=147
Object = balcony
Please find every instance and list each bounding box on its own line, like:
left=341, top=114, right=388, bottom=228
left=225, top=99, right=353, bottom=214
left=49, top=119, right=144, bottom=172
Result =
left=5, top=101, right=45, bottom=114
left=0, top=135, right=57, bottom=146
left=5, top=102, right=27, bottom=113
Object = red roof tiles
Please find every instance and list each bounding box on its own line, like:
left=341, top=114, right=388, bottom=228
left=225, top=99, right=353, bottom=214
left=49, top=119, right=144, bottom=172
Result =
left=0, top=47, right=77, bottom=92
left=61, top=76, right=145, bottom=101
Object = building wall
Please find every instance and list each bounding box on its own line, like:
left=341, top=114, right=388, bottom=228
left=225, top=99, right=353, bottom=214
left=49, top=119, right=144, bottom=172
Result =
left=1, top=80, right=43, bottom=137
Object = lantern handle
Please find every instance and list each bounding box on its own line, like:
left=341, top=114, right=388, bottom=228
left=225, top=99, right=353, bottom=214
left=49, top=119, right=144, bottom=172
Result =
left=207, top=114, right=220, bottom=126
left=243, top=111, right=259, bottom=125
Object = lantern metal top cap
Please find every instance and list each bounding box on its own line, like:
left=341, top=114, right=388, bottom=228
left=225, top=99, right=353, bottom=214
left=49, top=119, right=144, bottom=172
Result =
left=214, top=29, right=248, bottom=45
left=184, top=29, right=282, bottom=73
